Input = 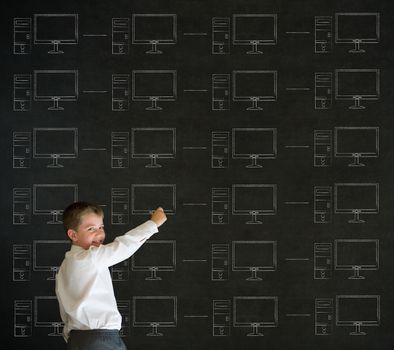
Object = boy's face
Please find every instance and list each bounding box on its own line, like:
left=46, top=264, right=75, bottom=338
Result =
left=67, top=212, right=105, bottom=250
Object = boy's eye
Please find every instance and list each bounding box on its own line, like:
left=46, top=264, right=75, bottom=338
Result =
left=87, top=226, right=104, bottom=232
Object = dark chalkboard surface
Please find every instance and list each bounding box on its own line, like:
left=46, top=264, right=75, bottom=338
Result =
left=2, top=0, right=394, bottom=349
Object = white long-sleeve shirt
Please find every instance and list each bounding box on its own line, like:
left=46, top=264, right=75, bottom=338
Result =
left=55, top=220, right=158, bottom=342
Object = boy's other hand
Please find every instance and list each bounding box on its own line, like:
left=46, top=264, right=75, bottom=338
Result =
left=151, top=207, right=167, bottom=227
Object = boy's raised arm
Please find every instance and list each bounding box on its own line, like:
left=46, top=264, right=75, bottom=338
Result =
left=91, top=207, right=167, bottom=267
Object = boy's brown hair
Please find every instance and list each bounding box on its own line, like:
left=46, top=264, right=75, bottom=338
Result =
left=63, top=201, right=104, bottom=232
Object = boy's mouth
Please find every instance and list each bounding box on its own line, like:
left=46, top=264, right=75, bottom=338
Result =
left=91, top=239, right=103, bottom=247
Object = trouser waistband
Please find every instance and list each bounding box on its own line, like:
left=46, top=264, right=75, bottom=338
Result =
left=67, top=329, right=126, bottom=350
left=70, top=329, right=120, bottom=335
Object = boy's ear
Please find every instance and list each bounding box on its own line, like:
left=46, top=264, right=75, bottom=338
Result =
left=67, top=229, right=78, bottom=242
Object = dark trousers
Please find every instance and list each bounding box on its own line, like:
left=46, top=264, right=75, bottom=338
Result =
left=67, top=329, right=127, bottom=350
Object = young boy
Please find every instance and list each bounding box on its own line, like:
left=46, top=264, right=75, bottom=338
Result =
left=55, top=201, right=167, bottom=350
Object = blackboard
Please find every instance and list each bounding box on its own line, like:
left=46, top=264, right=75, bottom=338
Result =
left=2, top=0, right=394, bottom=349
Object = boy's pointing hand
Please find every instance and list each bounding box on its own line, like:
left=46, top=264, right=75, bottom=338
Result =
left=151, top=207, right=167, bottom=227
